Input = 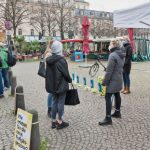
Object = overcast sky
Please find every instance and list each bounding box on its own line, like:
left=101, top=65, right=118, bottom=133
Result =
left=86, top=0, right=150, bottom=12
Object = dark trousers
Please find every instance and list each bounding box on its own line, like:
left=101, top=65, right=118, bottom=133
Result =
left=123, top=73, right=130, bottom=88
left=105, top=92, right=121, bottom=117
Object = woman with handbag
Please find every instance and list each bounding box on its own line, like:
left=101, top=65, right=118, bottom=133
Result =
left=45, top=40, right=72, bottom=130
left=99, top=39, right=125, bottom=126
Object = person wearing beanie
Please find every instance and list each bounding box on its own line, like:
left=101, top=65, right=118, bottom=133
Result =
left=45, top=40, right=72, bottom=129
left=99, top=39, right=125, bottom=126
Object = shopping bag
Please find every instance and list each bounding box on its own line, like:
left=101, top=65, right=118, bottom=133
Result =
left=38, top=57, right=46, bottom=78
left=65, top=84, right=80, bottom=106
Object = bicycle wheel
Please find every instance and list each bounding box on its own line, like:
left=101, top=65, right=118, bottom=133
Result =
left=89, top=62, right=99, bottom=77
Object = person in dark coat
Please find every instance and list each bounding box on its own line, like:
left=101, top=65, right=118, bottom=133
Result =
left=46, top=40, right=72, bottom=129
left=121, top=40, right=132, bottom=94
left=99, top=39, right=125, bottom=126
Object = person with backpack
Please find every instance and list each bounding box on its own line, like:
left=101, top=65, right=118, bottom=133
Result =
left=0, top=43, right=10, bottom=91
left=45, top=40, right=72, bottom=130
left=99, top=39, right=125, bottom=126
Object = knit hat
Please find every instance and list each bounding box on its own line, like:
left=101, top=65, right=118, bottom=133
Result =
left=51, top=40, right=63, bottom=56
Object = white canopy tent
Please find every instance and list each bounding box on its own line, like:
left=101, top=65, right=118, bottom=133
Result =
left=113, top=2, right=150, bottom=28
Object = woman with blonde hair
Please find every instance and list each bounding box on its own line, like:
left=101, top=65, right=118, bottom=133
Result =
left=99, top=39, right=125, bottom=126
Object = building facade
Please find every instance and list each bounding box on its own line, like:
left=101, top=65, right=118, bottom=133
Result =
left=0, top=0, right=127, bottom=41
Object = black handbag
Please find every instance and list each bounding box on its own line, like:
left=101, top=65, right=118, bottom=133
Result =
left=65, top=84, right=80, bottom=106
left=38, top=57, right=46, bottom=78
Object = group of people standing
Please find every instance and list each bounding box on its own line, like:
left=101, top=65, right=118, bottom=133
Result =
left=99, top=37, right=132, bottom=125
left=44, top=37, right=132, bottom=129
left=0, top=42, right=10, bottom=98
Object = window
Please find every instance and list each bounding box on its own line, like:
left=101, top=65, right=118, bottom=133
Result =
left=43, top=30, right=45, bottom=36
left=18, top=29, right=22, bottom=35
left=31, top=29, right=34, bottom=36
left=90, top=11, right=94, bottom=16
left=79, top=10, right=84, bottom=15
left=53, top=30, right=56, bottom=37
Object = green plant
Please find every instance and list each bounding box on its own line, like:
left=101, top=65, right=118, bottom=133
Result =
left=15, top=36, right=26, bottom=53
left=40, top=138, right=48, bottom=150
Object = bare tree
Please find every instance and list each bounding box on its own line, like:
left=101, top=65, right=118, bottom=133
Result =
left=52, top=0, right=75, bottom=40
left=45, top=5, right=56, bottom=37
left=30, top=2, right=46, bottom=38
left=0, top=0, right=30, bottom=38
left=90, top=19, right=115, bottom=38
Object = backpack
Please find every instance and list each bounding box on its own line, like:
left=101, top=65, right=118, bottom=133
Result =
left=7, top=50, right=17, bottom=67
left=0, top=56, right=2, bottom=67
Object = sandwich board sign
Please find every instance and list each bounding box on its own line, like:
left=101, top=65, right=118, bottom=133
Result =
left=14, top=109, right=33, bottom=150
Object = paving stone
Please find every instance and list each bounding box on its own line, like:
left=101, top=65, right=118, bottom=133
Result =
left=0, top=61, right=150, bottom=149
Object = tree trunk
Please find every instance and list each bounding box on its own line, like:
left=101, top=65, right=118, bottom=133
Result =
left=13, top=26, right=16, bottom=39
left=60, top=27, right=64, bottom=40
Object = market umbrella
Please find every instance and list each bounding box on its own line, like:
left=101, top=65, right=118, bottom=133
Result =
left=82, top=16, right=90, bottom=54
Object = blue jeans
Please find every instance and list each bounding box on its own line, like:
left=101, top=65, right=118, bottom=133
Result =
left=0, top=69, right=4, bottom=95
left=123, top=73, right=130, bottom=87
left=47, top=93, right=53, bottom=108
left=52, top=93, right=66, bottom=121
left=105, top=92, right=121, bottom=117
left=2, top=68, right=10, bottom=88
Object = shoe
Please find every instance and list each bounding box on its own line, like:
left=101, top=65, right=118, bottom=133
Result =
left=123, top=87, right=131, bottom=94
left=99, top=117, right=112, bottom=126
left=56, top=121, right=69, bottom=130
left=4, top=87, right=9, bottom=91
left=47, top=108, right=51, bottom=118
left=123, top=90, right=131, bottom=94
left=51, top=121, right=58, bottom=129
left=111, top=111, right=121, bottom=118
left=0, top=94, right=4, bottom=98
left=121, top=88, right=125, bottom=93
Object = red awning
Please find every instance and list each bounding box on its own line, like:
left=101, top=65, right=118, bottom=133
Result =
left=61, top=39, right=93, bottom=43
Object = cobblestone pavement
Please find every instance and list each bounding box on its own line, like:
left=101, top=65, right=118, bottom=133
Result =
left=0, top=60, right=150, bottom=150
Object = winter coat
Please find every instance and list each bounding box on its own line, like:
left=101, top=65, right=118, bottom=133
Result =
left=102, top=47, right=125, bottom=93
left=45, top=54, right=72, bottom=95
left=0, top=47, right=8, bottom=69
left=123, top=43, right=132, bottom=74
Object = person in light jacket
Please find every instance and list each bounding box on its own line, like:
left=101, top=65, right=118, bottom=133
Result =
left=99, top=39, right=125, bottom=126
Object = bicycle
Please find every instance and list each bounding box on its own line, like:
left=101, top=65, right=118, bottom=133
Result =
left=89, top=54, right=107, bottom=77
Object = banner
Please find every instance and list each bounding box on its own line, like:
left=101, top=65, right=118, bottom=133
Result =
left=14, top=109, right=33, bottom=150
left=113, top=2, right=150, bottom=28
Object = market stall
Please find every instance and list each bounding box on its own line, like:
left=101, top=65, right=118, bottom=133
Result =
left=114, top=2, right=150, bottom=61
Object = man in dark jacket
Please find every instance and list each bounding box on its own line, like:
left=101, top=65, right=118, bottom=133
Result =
left=46, top=40, right=72, bottom=129
left=99, top=39, right=125, bottom=126
left=121, top=40, right=132, bottom=94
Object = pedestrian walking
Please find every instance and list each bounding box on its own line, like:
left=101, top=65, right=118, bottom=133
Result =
left=45, top=40, right=72, bottom=129
left=99, top=39, right=125, bottom=126
left=121, top=38, right=132, bottom=94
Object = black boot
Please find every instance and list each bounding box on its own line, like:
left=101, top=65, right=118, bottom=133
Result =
left=47, top=107, right=51, bottom=118
left=99, top=117, right=112, bottom=126
left=111, top=110, right=121, bottom=118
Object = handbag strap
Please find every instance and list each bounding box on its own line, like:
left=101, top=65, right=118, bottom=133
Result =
left=70, top=83, right=74, bottom=89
